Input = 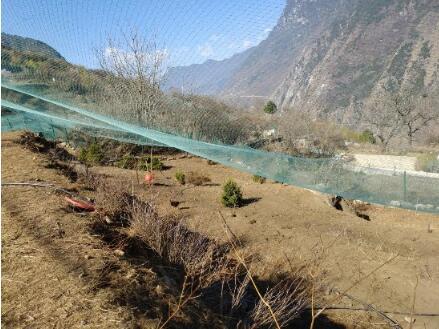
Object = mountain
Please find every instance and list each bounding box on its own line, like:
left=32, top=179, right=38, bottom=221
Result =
left=164, top=0, right=439, bottom=121
left=163, top=50, right=252, bottom=95
left=1, top=33, right=64, bottom=60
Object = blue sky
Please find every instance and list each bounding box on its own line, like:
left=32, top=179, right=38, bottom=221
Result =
left=2, top=0, right=285, bottom=68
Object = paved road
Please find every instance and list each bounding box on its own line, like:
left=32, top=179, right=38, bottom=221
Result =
left=354, top=154, right=417, bottom=171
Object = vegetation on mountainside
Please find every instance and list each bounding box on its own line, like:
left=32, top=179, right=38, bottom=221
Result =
left=2, top=32, right=64, bottom=60
left=3, top=30, right=438, bottom=156
left=263, top=100, right=277, bottom=114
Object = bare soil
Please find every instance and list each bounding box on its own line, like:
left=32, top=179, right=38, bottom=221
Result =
left=2, top=132, right=439, bottom=329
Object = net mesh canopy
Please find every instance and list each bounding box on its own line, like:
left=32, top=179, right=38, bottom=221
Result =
left=2, top=0, right=438, bottom=214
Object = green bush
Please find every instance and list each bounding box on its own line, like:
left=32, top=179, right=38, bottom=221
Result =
left=252, top=175, right=266, bottom=184
left=358, top=130, right=376, bottom=144
left=78, top=143, right=104, bottom=166
left=116, top=154, right=136, bottom=169
left=138, top=156, right=164, bottom=171
left=221, top=179, right=243, bottom=208
left=175, top=171, right=186, bottom=185
left=263, top=101, right=277, bottom=114
left=416, top=153, right=439, bottom=173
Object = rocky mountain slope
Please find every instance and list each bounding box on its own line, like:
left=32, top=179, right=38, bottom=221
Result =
left=164, top=0, right=439, bottom=122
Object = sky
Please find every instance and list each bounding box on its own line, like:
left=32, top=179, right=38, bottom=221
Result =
left=2, top=0, right=285, bottom=68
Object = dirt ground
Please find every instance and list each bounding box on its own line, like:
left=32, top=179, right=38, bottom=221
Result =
left=2, top=131, right=439, bottom=329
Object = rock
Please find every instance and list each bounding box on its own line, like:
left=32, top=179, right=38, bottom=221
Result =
left=155, top=284, right=164, bottom=295
left=329, top=195, right=343, bottom=210
left=114, top=249, right=125, bottom=257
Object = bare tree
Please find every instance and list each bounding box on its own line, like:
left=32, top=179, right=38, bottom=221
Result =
left=365, top=89, right=438, bottom=148
left=96, top=31, right=166, bottom=126
left=364, top=91, right=402, bottom=150
left=394, top=92, right=438, bottom=146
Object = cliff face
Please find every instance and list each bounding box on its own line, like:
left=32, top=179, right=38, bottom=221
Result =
left=272, top=0, right=439, bottom=121
left=165, top=0, right=439, bottom=121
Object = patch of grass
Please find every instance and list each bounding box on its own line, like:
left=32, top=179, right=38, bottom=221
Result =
left=221, top=179, right=243, bottom=208
left=175, top=171, right=186, bottom=185
left=116, top=154, right=137, bottom=169
left=416, top=153, right=439, bottom=173
left=138, top=156, right=164, bottom=171
left=358, top=130, right=376, bottom=144
left=187, top=172, right=211, bottom=186
left=252, top=175, right=266, bottom=184
left=78, top=142, right=104, bottom=166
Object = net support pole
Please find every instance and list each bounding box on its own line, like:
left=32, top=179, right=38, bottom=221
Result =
left=64, top=128, right=70, bottom=144
left=403, top=171, right=407, bottom=202
left=51, top=124, right=56, bottom=140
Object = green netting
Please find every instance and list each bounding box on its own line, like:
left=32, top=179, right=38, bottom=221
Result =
left=2, top=81, right=438, bottom=214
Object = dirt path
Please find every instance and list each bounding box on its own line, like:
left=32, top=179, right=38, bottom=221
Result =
left=1, top=134, right=131, bottom=328
left=353, top=154, right=417, bottom=171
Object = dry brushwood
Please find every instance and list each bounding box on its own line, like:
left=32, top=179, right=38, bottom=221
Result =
left=219, top=211, right=309, bottom=329
left=129, top=199, right=241, bottom=289
left=187, top=172, right=211, bottom=186
left=250, top=278, right=309, bottom=328
left=96, top=185, right=311, bottom=328
left=94, top=179, right=134, bottom=222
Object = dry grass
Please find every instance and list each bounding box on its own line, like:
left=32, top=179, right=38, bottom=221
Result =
left=94, top=179, right=134, bottom=224
left=92, top=178, right=311, bottom=328
left=186, top=171, right=211, bottom=186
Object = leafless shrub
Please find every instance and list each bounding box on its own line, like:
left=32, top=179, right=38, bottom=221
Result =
left=425, top=131, right=439, bottom=146
left=187, top=172, right=211, bottom=186
left=96, top=190, right=311, bottom=328
left=128, top=199, right=172, bottom=256
left=250, top=277, right=309, bottom=328
left=168, top=223, right=243, bottom=289
left=219, top=212, right=310, bottom=329
left=129, top=199, right=240, bottom=287
left=94, top=179, right=133, bottom=221
left=74, top=166, right=102, bottom=189
left=96, top=31, right=165, bottom=126
left=18, top=131, right=57, bottom=153
left=230, top=274, right=251, bottom=310
left=278, top=111, right=346, bottom=157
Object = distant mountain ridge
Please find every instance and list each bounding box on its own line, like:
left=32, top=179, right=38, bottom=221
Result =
left=164, top=0, right=439, bottom=121
left=1, top=33, right=64, bottom=60
left=163, top=50, right=252, bottom=95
